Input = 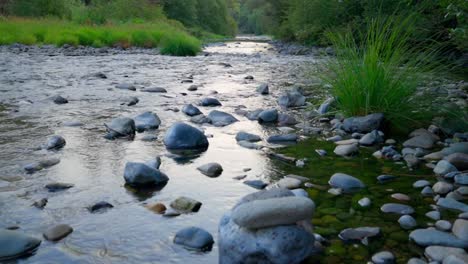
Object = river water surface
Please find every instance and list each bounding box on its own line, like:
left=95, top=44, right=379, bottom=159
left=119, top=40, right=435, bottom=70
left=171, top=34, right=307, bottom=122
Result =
left=0, top=39, right=319, bottom=263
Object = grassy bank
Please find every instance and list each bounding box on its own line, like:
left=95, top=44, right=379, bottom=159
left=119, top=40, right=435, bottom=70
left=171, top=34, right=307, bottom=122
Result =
left=0, top=17, right=202, bottom=56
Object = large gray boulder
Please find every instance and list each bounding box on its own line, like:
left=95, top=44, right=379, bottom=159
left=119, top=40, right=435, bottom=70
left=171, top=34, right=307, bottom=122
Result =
left=219, top=211, right=316, bottom=264
left=163, top=122, right=209, bottom=150
left=104, top=117, right=136, bottom=139
left=219, top=189, right=317, bottom=263
left=0, top=230, right=41, bottom=261
left=342, top=113, right=384, bottom=133
left=278, top=90, right=306, bottom=108
left=123, top=162, right=169, bottom=186
left=207, top=110, right=238, bottom=127
left=134, top=112, right=161, bottom=132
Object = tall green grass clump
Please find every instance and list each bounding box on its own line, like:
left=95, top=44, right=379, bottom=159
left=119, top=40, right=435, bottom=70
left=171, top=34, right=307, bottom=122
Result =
left=160, top=32, right=201, bottom=56
left=324, top=15, right=440, bottom=130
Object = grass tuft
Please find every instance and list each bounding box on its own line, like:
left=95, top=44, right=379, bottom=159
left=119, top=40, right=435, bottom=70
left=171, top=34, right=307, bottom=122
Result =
left=324, top=14, right=442, bottom=131
left=160, top=32, right=201, bottom=56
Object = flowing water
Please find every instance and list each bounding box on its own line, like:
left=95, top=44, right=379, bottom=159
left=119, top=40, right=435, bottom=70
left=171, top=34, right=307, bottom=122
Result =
left=0, top=38, right=319, bottom=264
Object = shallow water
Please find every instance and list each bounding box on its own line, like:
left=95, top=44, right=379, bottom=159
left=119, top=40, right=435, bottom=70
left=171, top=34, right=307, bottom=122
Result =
left=0, top=40, right=319, bottom=263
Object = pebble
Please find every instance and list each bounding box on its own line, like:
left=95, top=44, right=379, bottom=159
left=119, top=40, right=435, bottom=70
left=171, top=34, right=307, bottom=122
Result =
left=435, top=220, right=452, bottom=231
left=334, top=143, right=359, bottom=156
left=422, top=186, right=435, bottom=196
left=197, top=162, right=223, bottom=177
left=377, top=175, right=398, bottom=183
left=371, top=251, right=395, bottom=264
left=391, top=193, right=410, bottom=201
left=45, top=182, right=74, bottom=192
left=410, top=229, right=468, bottom=248
left=232, top=175, right=247, bottom=180
left=170, top=197, right=202, bottom=213
left=425, top=246, right=468, bottom=262
left=89, top=201, right=113, bottom=213
left=358, top=197, right=371, bottom=207
left=426, top=211, right=441, bottom=221
left=381, top=203, right=414, bottom=215
left=399, top=215, right=417, bottom=229
left=275, top=177, right=302, bottom=189
left=43, top=224, right=73, bottom=242
left=413, top=180, right=431, bottom=188
left=243, top=180, right=267, bottom=190
left=328, top=173, right=365, bottom=193
left=147, top=203, right=166, bottom=214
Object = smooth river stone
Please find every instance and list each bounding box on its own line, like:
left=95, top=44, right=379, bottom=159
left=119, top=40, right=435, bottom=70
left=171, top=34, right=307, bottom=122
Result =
left=44, top=135, right=66, bottom=150
left=381, top=203, right=414, bottom=215
left=235, top=131, right=261, bottom=142
left=170, top=197, right=202, bottom=212
left=207, top=110, right=238, bottom=127
left=235, top=188, right=294, bottom=208
left=163, top=122, right=209, bottom=150
left=437, top=198, right=468, bottom=212
left=43, top=224, right=73, bottom=241
left=174, top=226, right=214, bottom=251
left=123, top=162, right=169, bottom=186
left=0, top=230, right=41, bottom=261
left=328, top=173, right=365, bottom=193
left=197, top=162, right=223, bottom=177
left=134, top=111, right=161, bottom=131
left=231, top=196, right=315, bottom=229
left=338, top=227, right=380, bottom=241
left=409, top=229, right=468, bottom=248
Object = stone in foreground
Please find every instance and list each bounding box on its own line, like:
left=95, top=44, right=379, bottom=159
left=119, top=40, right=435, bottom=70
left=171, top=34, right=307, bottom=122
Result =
left=197, top=162, right=223, bottom=177
left=163, top=122, right=209, bottom=150
left=134, top=111, right=161, bottom=132
left=174, top=227, right=214, bottom=251
left=123, top=162, right=169, bottom=187
left=0, top=229, right=41, bottom=261
left=371, top=251, right=395, bottom=264
left=231, top=196, right=315, bottom=229
left=409, top=229, right=468, bottom=248
left=43, top=224, right=73, bottom=242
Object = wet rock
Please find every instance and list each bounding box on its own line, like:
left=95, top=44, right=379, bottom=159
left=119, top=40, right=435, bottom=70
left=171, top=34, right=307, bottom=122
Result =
left=43, top=224, right=73, bottom=242
left=377, top=175, right=398, bottom=183
left=278, top=90, right=306, bottom=108
left=235, top=132, right=261, bottom=142
left=452, top=219, right=468, bottom=241
left=256, top=83, right=269, bottom=95
left=219, top=211, right=316, bottom=264
left=422, top=186, right=435, bottom=196
left=435, top=220, right=452, bottom=231
left=404, top=154, right=420, bottom=168
left=433, top=182, right=454, bottom=195
left=413, top=180, right=431, bottom=188
left=115, top=83, right=136, bottom=91
left=244, top=75, right=254, bottom=80
left=342, top=113, right=384, bottom=133
left=326, top=135, right=343, bottom=142
left=277, top=113, right=298, bottom=126
left=339, top=227, right=380, bottom=241
left=0, top=229, right=41, bottom=261
left=147, top=203, right=166, bottom=214
left=258, top=109, right=278, bottom=123
left=123, top=162, right=168, bottom=187
left=333, top=143, right=359, bottom=157
left=359, top=130, right=384, bottom=146
left=409, top=229, right=468, bottom=248
left=358, top=197, right=371, bottom=207
left=237, top=140, right=262, bottom=149
left=455, top=173, right=468, bottom=185
left=391, top=193, right=410, bottom=201
left=134, top=112, right=161, bottom=132
left=141, top=87, right=167, bottom=93
left=267, top=134, right=298, bottom=143
left=51, top=95, right=68, bottom=104
left=190, top=114, right=211, bottom=125
left=163, top=122, right=209, bottom=150
left=24, top=157, right=60, bottom=173
left=45, top=182, right=74, bottom=192
left=372, top=251, right=395, bottom=264
left=328, top=173, right=365, bottom=193
left=445, top=153, right=468, bottom=170
left=243, top=180, right=267, bottom=190
left=182, top=104, right=202, bottom=116
left=207, top=110, right=238, bottom=127
left=443, top=254, right=468, bottom=264
left=145, top=157, right=162, bottom=170
left=231, top=196, right=315, bottom=229
left=426, top=211, right=441, bottom=221
left=32, top=198, right=48, bottom=209
left=197, top=162, right=223, bottom=177
left=403, top=129, right=439, bottom=149
left=399, top=215, right=417, bottom=229
left=317, top=98, right=334, bottom=115
left=425, top=246, right=468, bottom=262
left=246, top=109, right=263, bottom=120
left=104, top=117, right=135, bottom=139
left=275, top=177, right=302, bottom=189
left=174, top=227, right=214, bottom=251
left=89, top=201, right=113, bottom=213
left=434, top=160, right=458, bottom=176
left=126, top=96, right=139, bottom=106
left=233, top=175, right=247, bottom=180
left=381, top=203, right=414, bottom=215
left=188, top=85, right=198, bottom=91
left=43, top=135, right=66, bottom=150
left=199, top=97, right=221, bottom=107
left=170, top=197, right=202, bottom=212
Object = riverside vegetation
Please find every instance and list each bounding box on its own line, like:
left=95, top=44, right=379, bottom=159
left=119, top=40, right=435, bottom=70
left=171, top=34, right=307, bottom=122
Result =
left=0, top=1, right=467, bottom=264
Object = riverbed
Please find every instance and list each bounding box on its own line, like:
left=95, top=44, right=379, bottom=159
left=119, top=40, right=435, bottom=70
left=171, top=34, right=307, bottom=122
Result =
left=0, top=39, right=320, bottom=263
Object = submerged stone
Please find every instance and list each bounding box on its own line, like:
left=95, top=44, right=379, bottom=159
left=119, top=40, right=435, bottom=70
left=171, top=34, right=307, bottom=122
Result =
left=43, top=224, right=73, bottom=242
left=174, top=226, right=214, bottom=251
left=0, top=230, right=41, bottom=261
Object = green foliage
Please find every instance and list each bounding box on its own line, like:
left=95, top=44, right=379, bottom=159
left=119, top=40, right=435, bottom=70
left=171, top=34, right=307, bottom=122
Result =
left=324, top=15, right=441, bottom=130
left=0, top=18, right=201, bottom=56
